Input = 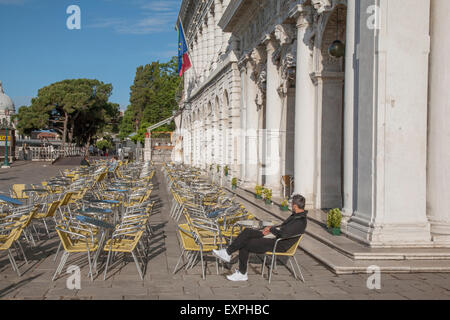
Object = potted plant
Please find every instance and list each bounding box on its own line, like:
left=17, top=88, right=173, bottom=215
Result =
left=255, top=185, right=263, bottom=199
left=280, top=198, right=289, bottom=211
left=231, top=177, right=237, bottom=190
left=224, top=165, right=229, bottom=177
left=263, top=188, right=272, bottom=205
left=327, top=208, right=342, bottom=235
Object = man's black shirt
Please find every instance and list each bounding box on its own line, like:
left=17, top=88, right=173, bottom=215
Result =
left=269, top=210, right=308, bottom=251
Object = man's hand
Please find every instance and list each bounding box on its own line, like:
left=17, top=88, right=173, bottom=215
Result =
left=262, top=226, right=271, bottom=236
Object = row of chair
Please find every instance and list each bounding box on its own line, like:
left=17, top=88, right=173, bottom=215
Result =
left=164, top=163, right=305, bottom=283
left=1, top=159, right=155, bottom=281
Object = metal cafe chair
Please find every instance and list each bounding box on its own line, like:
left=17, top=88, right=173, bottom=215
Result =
left=261, top=234, right=305, bottom=284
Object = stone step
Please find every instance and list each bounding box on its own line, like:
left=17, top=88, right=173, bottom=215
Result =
left=301, top=235, right=450, bottom=274
left=225, top=185, right=450, bottom=266
left=306, top=222, right=450, bottom=261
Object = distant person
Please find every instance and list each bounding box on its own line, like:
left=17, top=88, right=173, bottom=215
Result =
left=80, top=155, right=90, bottom=167
left=110, top=156, right=119, bottom=166
left=23, top=143, right=29, bottom=161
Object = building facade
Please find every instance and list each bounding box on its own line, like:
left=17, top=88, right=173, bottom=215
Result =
left=176, top=0, right=450, bottom=248
left=0, top=81, right=16, bottom=164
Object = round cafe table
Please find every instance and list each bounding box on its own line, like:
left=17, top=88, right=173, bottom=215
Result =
left=229, top=220, right=276, bottom=242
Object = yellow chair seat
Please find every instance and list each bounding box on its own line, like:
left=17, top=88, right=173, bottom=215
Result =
left=63, top=239, right=98, bottom=253
left=265, top=235, right=304, bottom=257
left=103, top=231, right=144, bottom=253
left=178, top=224, right=218, bottom=251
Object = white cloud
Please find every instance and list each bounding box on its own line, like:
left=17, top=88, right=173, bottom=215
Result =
left=89, top=0, right=180, bottom=35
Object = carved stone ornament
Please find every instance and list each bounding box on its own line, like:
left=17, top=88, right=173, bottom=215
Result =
left=312, top=0, right=347, bottom=15
left=255, top=68, right=267, bottom=110
left=311, top=0, right=333, bottom=14
left=274, top=24, right=295, bottom=47
left=278, top=40, right=297, bottom=96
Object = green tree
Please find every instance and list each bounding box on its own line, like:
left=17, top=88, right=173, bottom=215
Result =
left=15, top=79, right=116, bottom=151
left=119, top=107, right=135, bottom=140
left=120, top=56, right=181, bottom=144
left=96, top=137, right=113, bottom=152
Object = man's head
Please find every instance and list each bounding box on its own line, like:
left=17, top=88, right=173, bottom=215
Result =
left=291, top=194, right=305, bottom=212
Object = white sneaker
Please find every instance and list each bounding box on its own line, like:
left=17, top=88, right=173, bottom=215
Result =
left=212, top=249, right=231, bottom=263
left=226, top=270, right=248, bottom=281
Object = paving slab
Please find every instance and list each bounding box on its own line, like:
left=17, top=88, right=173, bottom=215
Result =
left=1, top=164, right=450, bottom=300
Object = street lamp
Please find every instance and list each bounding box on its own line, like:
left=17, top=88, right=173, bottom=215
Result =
left=1, top=109, right=13, bottom=168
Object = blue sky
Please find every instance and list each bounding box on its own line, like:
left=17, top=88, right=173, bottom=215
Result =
left=0, top=0, right=181, bottom=111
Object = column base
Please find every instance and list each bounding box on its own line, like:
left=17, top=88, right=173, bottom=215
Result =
left=264, top=183, right=282, bottom=198
left=346, top=214, right=432, bottom=248
left=429, top=220, right=450, bottom=245
left=340, top=210, right=353, bottom=234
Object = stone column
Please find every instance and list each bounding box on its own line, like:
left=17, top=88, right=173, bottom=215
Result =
left=292, top=8, right=315, bottom=207
left=205, top=115, right=211, bottom=168
left=195, top=118, right=199, bottom=167
left=342, top=0, right=356, bottom=223
left=193, top=37, right=199, bottom=84
left=427, top=0, right=450, bottom=244
left=198, top=118, right=203, bottom=168
left=347, top=0, right=431, bottom=246
left=264, top=37, right=283, bottom=195
left=210, top=116, right=216, bottom=166
left=201, top=23, right=208, bottom=81
left=192, top=118, right=197, bottom=166
left=207, top=10, right=215, bottom=76
left=214, top=0, right=223, bottom=68
left=197, top=31, right=203, bottom=83
left=239, top=62, right=247, bottom=180
left=244, top=58, right=259, bottom=185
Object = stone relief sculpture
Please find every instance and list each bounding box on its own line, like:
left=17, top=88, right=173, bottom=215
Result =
left=255, top=68, right=267, bottom=110
left=249, top=48, right=267, bottom=111
left=311, top=0, right=333, bottom=14
left=278, top=40, right=297, bottom=97
left=274, top=24, right=295, bottom=47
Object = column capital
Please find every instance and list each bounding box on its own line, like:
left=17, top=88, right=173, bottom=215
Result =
left=289, top=4, right=313, bottom=29
left=261, top=34, right=277, bottom=54
left=237, top=56, right=248, bottom=71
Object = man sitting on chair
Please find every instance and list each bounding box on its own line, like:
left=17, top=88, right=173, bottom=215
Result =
left=213, top=194, right=308, bottom=281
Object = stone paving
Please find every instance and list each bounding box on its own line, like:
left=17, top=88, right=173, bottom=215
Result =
left=1, top=162, right=450, bottom=300
left=0, top=161, right=75, bottom=194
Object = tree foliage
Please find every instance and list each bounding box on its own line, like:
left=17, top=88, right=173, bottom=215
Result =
left=14, top=79, right=119, bottom=149
left=120, top=56, right=181, bottom=144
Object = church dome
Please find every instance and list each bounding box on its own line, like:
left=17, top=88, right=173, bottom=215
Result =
left=0, top=81, right=15, bottom=113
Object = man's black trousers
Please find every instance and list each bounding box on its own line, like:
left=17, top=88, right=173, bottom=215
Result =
left=226, top=228, right=276, bottom=274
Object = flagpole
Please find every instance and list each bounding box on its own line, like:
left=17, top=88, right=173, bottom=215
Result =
left=178, top=17, right=198, bottom=80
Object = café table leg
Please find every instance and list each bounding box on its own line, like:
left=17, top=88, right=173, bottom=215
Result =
left=93, top=230, right=107, bottom=274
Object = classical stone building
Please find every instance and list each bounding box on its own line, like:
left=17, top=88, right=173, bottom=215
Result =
left=176, top=0, right=450, bottom=248
left=0, top=81, right=16, bottom=164
left=0, top=81, right=15, bottom=121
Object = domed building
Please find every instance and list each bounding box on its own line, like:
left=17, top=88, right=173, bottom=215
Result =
left=0, top=81, right=16, bottom=165
left=0, top=81, right=15, bottom=119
